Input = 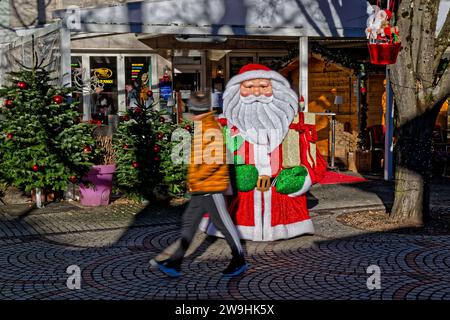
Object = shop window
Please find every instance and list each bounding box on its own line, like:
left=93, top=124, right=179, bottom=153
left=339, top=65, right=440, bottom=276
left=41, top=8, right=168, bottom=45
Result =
left=124, top=56, right=152, bottom=109
left=229, top=56, right=254, bottom=78
left=90, top=56, right=118, bottom=123
left=70, top=56, right=83, bottom=113
left=258, top=56, right=284, bottom=71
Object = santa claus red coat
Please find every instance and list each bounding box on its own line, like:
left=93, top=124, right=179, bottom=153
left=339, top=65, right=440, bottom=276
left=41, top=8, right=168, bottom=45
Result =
left=199, top=64, right=326, bottom=241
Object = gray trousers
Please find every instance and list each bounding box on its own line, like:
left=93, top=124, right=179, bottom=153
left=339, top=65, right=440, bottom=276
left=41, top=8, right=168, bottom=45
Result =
left=166, top=193, right=243, bottom=269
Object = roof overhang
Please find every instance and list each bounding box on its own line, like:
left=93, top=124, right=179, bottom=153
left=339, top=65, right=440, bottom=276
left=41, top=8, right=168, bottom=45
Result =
left=53, top=0, right=373, bottom=37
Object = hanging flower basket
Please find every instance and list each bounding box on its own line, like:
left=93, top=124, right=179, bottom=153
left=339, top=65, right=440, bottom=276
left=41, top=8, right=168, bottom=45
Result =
left=365, top=2, right=401, bottom=65
left=368, top=41, right=401, bottom=65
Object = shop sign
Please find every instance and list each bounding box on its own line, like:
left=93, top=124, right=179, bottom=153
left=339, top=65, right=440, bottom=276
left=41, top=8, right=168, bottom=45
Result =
left=93, top=68, right=114, bottom=84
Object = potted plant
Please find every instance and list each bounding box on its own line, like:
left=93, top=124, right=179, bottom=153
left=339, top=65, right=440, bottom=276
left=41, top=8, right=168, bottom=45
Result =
left=79, top=134, right=116, bottom=206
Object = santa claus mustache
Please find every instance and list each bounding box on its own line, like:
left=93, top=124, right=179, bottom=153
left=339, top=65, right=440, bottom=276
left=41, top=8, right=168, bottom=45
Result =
left=223, top=81, right=298, bottom=151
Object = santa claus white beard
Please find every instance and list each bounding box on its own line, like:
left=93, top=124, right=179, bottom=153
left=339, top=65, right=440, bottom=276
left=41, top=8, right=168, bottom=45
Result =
left=225, top=93, right=297, bottom=151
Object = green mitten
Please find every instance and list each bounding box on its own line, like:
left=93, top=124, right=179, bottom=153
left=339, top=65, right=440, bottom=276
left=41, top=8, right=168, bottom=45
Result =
left=276, top=166, right=308, bottom=194
left=235, top=165, right=258, bottom=192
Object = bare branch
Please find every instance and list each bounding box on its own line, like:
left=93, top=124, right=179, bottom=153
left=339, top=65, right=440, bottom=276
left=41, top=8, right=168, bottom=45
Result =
left=434, top=9, right=450, bottom=73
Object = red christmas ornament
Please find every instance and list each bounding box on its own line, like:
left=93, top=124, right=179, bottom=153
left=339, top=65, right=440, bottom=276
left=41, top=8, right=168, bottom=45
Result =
left=69, top=176, right=77, bottom=183
left=132, top=161, right=139, bottom=168
left=153, top=145, right=160, bottom=153
left=124, top=115, right=130, bottom=121
left=83, top=146, right=92, bottom=153
left=153, top=156, right=160, bottom=162
left=53, top=95, right=64, bottom=104
left=185, top=124, right=192, bottom=132
left=156, top=132, right=164, bottom=140
left=4, top=99, right=13, bottom=108
left=159, top=116, right=166, bottom=123
left=32, top=165, right=39, bottom=172
left=6, top=133, right=13, bottom=139
left=147, top=90, right=153, bottom=97
left=361, top=87, right=367, bottom=94
left=17, top=81, right=27, bottom=89
left=97, top=120, right=102, bottom=126
left=123, top=144, right=129, bottom=150
left=134, top=107, right=142, bottom=114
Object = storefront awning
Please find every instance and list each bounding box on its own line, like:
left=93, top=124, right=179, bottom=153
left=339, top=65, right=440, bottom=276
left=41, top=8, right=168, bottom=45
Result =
left=54, top=0, right=372, bottom=37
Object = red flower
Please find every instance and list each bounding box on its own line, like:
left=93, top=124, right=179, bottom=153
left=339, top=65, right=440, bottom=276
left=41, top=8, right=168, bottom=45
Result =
left=6, top=133, right=13, bottom=139
left=32, top=165, right=39, bottom=172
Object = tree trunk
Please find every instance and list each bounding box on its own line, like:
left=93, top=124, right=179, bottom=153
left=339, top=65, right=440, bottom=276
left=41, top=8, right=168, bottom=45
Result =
left=390, top=103, right=440, bottom=226
left=387, top=0, right=450, bottom=226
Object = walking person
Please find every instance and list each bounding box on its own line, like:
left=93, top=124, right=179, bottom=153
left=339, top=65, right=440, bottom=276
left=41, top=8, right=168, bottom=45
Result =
left=151, top=92, right=247, bottom=278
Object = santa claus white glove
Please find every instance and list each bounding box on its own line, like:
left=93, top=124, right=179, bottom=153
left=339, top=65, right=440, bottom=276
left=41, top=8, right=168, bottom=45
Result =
left=275, top=166, right=312, bottom=197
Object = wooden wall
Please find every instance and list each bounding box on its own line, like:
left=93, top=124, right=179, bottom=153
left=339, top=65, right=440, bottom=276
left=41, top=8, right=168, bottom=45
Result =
left=283, top=55, right=385, bottom=158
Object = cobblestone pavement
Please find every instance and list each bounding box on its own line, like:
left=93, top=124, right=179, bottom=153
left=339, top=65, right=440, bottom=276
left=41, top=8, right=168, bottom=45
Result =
left=1, top=198, right=450, bottom=301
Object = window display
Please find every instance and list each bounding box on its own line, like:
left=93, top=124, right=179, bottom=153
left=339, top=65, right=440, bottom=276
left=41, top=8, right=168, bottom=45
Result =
left=70, top=56, right=83, bottom=113
left=90, top=56, right=118, bottom=124
left=229, top=56, right=254, bottom=78
left=125, top=56, right=153, bottom=110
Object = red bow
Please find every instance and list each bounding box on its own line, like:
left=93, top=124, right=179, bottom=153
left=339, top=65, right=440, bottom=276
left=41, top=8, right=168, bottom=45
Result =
left=289, top=122, right=318, bottom=143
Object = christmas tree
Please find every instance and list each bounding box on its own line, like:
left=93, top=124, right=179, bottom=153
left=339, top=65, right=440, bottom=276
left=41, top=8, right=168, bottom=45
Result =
left=0, top=59, right=97, bottom=206
left=113, top=99, right=191, bottom=202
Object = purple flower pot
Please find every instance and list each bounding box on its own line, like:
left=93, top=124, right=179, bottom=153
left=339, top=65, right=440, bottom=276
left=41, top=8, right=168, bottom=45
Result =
left=79, top=164, right=116, bottom=206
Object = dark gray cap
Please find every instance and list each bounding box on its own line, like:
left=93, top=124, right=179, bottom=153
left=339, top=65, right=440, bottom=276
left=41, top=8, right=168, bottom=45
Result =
left=187, top=92, right=211, bottom=112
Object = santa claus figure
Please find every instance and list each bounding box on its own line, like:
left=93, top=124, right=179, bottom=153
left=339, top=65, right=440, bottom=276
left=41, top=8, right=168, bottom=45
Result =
left=200, top=63, right=326, bottom=241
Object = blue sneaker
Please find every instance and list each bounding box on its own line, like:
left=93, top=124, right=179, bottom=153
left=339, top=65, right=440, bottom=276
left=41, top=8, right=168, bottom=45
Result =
left=222, top=256, right=247, bottom=277
left=153, top=260, right=182, bottom=278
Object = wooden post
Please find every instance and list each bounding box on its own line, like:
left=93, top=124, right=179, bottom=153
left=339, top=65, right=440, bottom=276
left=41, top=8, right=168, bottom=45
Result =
left=60, top=26, right=72, bottom=88
left=384, top=68, right=394, bottom=181
left=298, top=36, right=308, bottom=111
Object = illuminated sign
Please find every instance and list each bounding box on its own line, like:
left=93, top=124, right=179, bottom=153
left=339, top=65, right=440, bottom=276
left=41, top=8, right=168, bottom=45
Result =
left=94, top=68, right=113, bottom=79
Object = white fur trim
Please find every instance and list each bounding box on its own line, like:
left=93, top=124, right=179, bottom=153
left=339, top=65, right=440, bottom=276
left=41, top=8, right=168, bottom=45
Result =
left=262, top=189, right=272, bottom=241
left=288, top=172, right=312, bottom=197
left=254, top=144, right=271, bottom=176
left=270, top=219, right=315, bottom=241
left=253, top=190, right=263, bottom=241
left=200, top=216, right=315, bottom=241
left=226, top=70, right=291, bottom=89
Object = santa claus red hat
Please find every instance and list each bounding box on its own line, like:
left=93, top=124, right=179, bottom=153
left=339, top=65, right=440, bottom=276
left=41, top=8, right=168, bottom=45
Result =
left=226, top=63, right=292, bottom=89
